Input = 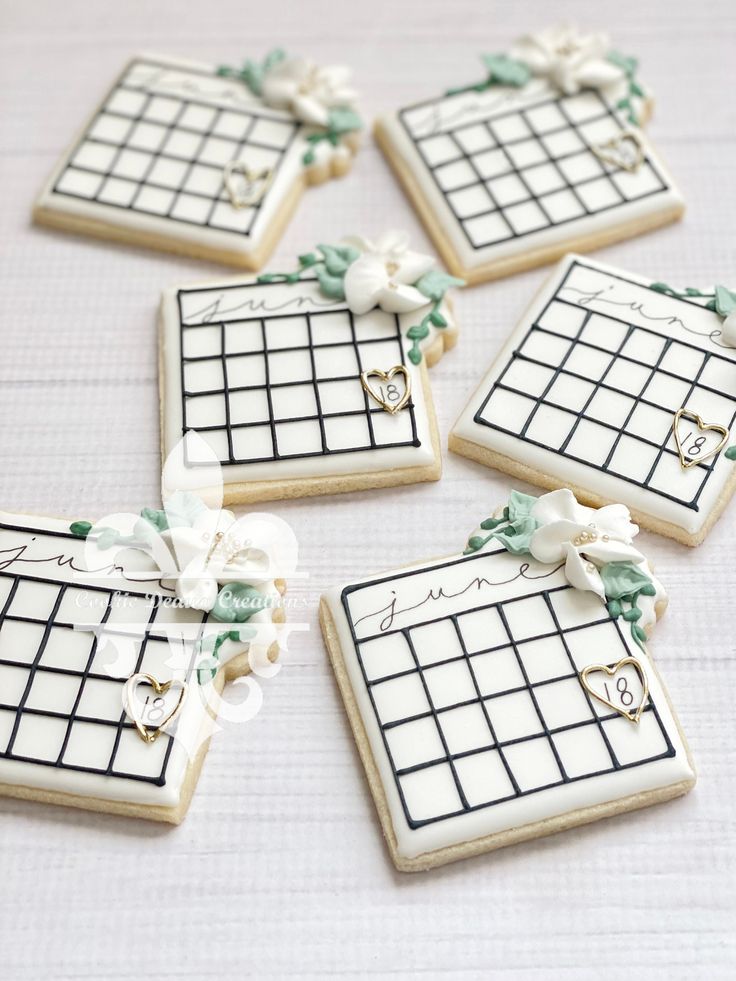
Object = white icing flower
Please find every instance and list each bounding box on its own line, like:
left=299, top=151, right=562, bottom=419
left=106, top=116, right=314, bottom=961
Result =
left=161, top=509, right=273, bottom=612
left=342, top=230, right=436, bottom=315
left=528, top=489, right=644, bottom=599
left=260, top=57, right=357, bottom=126
left=511, top=25, right=625, bottom=96
left=720, top=310, right=736, bottom=347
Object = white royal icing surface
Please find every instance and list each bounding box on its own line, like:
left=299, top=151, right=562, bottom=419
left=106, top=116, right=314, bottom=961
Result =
left=34, top=53, right=357, bottom=262
left=324, top=537, right=692, bottom=862
left=160, top=274, right=456, bottom=491
left=452, top=254, right=736, bottom=537
left=0, top=511, right=281, bottom=810
left=377, top=76, right=683, bottom=273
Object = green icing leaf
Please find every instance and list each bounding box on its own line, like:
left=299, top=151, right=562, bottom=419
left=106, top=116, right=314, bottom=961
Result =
left=481, top=53, right=531, bottom=87
left=650, top=282, right=676, bottom=295
left=407, top=347, right=422, bottom=366
left=163, top=490, right=207, bottom=529
left=506, top=490, right=538, bottom=522
left=212, top=583, right=270, bottom=624
left=414, top=268, right=465, bottom=302
left=314, top=265, right=346, bottom=300
left=725, top=446, right=736, bottom=460
left=317, top=243, right=360, bottom=276
left=466, top=535, right=486, bottom=553
left=632, top=624, right=647, bottom=643
left=429, top=310, right=447, bottom=327
left=95, top=527, right=121, bottom=550
left=599, top=561, right=652, bottom=601
left=480, top=516, right=504, bottom=530
left=607, top=599, right=622, bottom=618
left=714, top=285, right=736, bottom=318
left=607, top=50, right=638, bottom=76
left=70, top=520, right=92, bottom=538
left=406, top=323, right=430, bottom=341
left=262, top=48, right=286, bottom=74
left=139, top=507, right=169, bottom=533
left=327, top=106, right=362, bottom=134
left=491, top=516, right=537, bottom=556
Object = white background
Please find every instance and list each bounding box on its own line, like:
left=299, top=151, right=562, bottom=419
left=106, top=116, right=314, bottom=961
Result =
left=0, top=1, right=734, bottom=978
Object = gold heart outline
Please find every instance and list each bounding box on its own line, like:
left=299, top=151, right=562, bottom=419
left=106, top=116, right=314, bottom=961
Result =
left=360, top=366, right=412, bottom=415
left=672, top=407, right=730, bottom=470
left=223, top=160, right=273, bottom=209
left=591, top=130, right=645, bottom=174
left=580, top=656, right=649, bottom=724
left=124, top=673, right=188, bottom=744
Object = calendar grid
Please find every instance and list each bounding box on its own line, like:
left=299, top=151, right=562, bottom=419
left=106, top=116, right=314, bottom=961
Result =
left=474, top=263, right=736, bottom=512
left=398, top=88, right=670, bottom=250
left=342, top=551, right=675, bottom=830
left=177, top=289, right=421, bottom=468
left=0, top=532, right=207, bottom=785
left=51, top=57, right=300, bottom=236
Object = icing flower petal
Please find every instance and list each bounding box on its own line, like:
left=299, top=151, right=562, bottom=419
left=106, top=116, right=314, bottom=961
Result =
left=292, top=92, right=330, bottom=126
left=531, top=487, right=583, bottom=526
left=564, top=543, right=605, bottom=598
left=511, top=24, right=622, bottom=96
left=529, top=519, right=589, bottom=564
left=721, top=310, right=736, bottom=347
left=343, top=254, right=390, bottom=314
left=373, top=229, right=411, bottom=255
left=392, top=249, right=436, bottom=284
left=580, top=539, right=645, bottom=566
left=375, top=283, right=431, bottom=314
left=575, top=58, right=626, bottom=90
left=176, top=558, right=220, bottom=612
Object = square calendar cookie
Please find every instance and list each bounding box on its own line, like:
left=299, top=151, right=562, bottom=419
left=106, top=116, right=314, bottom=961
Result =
left=450, top=254, right=736, bottom=545
left=33, top=51, right=361, bottom=268
left=320, top=488, right=695, bottom=871
left=160, top=231, right=462, bottom=503
left=0, top=506, right=288, bottom=823
left=375, top=25, right=683, bottom=283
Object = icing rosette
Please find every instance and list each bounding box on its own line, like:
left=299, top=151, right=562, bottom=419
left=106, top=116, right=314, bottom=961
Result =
left=465, top=488, right=665, bottom=649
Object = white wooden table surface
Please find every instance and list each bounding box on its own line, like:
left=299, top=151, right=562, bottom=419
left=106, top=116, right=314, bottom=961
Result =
left=1, top=1, right=734, bottom=977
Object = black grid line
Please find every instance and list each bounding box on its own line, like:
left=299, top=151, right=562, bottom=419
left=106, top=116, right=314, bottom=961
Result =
left=341, top=548, right=676, bottom=830
left=176, top=282, right=421, bottom=468
left=0, top=523, right=207, bottom=787
left=474, top=260, right=736, bottom=512
left=50, top=57, right=300, bottom=237
left=398, top=88, right=670, bottom=251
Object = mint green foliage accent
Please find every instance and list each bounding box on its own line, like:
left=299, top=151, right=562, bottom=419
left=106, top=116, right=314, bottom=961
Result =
left=463, top=490, right=539, bottom=555
left=725, top=446, right=736, bottom=461
left=196, top=625, right=258, bottom=684
left=138, top=491, right=206, bottom=535
left=649, top=281, right=728, bottom=314
left=445, top=53, right=530, bottom=96
left=607, top=50, right=643, bottom=126
left=258, top=243, right=360, bottom=301
left=215, top=48, right=286, bottom=97
left=70, top=521, right=92, bottom=538
left=714, top=285, right=736, bottom=317
left=302, top=106, right=363, bottom=165
left=599, top=561, right=656, bottom=652
left=406, top=270, right=465, bottom=364
left=212, top=582, right=271, bottom=624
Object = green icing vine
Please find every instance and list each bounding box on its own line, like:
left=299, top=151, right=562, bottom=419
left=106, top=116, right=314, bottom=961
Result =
left=464, top=490, right=656, bottom=652
left=258, top=245, right=463, bottom=364
left=216, top=49, right=286, bottom=97
left=607, top=50, right=645, bottom=125
left=258, top=244, right=360, bottom=300
left=446, top=53, right=531, bottom=97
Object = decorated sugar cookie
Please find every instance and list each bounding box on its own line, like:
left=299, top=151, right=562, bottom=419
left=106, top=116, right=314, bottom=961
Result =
left=375, top=25, right=683, bottom=284
left=0, top=439, right=297, bottom=823
left=320, top=488, right=694, bottom=871
left=159, top=230, right=462, bottom=504
left=450, top=254, right=736, bottom=546
left=33, top=51, right=361, bottom=268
